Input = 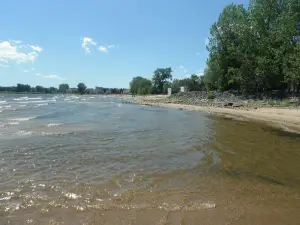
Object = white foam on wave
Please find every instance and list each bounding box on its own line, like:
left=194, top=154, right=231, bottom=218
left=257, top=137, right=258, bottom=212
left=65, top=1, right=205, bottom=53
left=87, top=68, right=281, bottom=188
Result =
left=15, top=130, right=33, bottom=136
left=64, top=192, right=81, bottom=200
left=19, top=100, right=55, bottom=104
left=8, top=122, right=19, bottom=125
left=4, top=105, right=11, bottom=108
left=8, top=117, right=35, bottom=122
left=47, top=123, right=61, bottom=127
left=0, top=196, right=12, bottom=201
left=14, top=96, right=29, bottom=101
left=0, top=101, right=7, bottom=104
left=34, top=103, right=48, bottom=108
left=15, top=97, right=42, bottom=101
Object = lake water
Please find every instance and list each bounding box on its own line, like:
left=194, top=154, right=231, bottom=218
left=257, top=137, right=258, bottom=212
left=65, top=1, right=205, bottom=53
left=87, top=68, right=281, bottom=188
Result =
left=1, top=94, right=300, bottom=225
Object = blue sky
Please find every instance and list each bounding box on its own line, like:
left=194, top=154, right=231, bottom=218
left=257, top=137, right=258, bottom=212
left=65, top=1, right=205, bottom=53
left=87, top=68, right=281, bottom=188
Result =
left=0, top=0, right=248, bottom=88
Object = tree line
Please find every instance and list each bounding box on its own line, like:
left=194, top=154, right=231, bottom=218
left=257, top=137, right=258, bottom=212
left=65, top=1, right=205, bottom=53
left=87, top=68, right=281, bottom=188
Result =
left=204, top=0, right=300, bottom=95
left=0, top=83, right=127, bottom=95
left=130, top=0, right=300, bottom=96
left=129, top=68, right=205, bottom=95
left=0, top=83, right=62, bottom=94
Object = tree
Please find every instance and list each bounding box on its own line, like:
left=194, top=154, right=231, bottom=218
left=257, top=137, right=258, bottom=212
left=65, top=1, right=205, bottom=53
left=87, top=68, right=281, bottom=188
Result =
left=152, top=68, right=173, bottom=94
left=130, top=77, right=152, bottom=95
left=77, top=83, right=87, bottom=95
left=204, top=0, right=300, bottom=95
left=59, top=84, right=70, bottom=93
left=36, top=85, right=45, bottom=93
left=16, top=83, right=31, bottom=92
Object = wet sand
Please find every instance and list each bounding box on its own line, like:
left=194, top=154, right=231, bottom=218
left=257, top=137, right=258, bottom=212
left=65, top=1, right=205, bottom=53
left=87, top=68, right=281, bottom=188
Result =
left=135, top=98, right=300, bottom=133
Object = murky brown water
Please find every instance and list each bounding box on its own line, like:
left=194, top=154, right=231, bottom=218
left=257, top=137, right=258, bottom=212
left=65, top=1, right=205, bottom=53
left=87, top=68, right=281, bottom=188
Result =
left=1, top=95, right=300, bottom=224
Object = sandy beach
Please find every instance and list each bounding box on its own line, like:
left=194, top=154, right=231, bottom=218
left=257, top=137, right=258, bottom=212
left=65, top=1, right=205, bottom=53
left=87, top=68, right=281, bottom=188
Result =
left=134, top=95, right=300, bottom=133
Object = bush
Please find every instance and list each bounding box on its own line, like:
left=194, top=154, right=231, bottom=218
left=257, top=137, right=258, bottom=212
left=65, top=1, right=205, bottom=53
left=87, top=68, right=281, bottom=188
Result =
left=207, top=91, right=215, bottom=99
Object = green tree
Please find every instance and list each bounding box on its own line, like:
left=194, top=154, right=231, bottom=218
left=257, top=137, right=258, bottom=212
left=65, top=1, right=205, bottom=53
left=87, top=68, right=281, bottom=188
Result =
left=152, top=68, right=173, bottom=94
left=59, top=84, right=70, bottom=93
left=130, top=77, right=152, bottom=95
left=77, top=83, right=87, bottom=95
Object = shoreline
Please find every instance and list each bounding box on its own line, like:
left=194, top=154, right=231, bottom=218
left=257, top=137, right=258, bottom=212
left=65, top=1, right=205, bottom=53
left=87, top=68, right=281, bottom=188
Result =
left=134, top=100, right=300, bottom=134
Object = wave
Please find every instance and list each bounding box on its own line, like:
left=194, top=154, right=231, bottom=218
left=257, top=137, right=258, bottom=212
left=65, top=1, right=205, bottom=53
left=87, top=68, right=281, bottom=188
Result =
left=14, top=97, right=42, bottom=101
left=0, top=101, right=7, bottom=104
left=66, top=200, right=216, bottom=212
left=47, top=123, right=61, bottom=127
left=18, top=100, right=55, bottom=104
left=8, top=122, right=20, bottom=125
left=4, top=105, right=11, bottom=108
left=0, top=196, right=12, bottom=201
left=64, top=192, right=81, bottom=200
left=34, top=103, right=49, bottom=108
left=15, top=130, right=33, bottom=136
left=8, top=117, right=36, bottom=122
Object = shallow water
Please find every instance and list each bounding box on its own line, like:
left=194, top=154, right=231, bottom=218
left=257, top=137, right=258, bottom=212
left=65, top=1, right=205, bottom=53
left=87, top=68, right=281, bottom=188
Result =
left=1, top=94, right=300, bottom=224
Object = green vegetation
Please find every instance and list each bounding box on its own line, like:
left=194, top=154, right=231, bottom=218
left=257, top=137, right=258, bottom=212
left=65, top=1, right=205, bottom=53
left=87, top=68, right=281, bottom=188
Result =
left=129, top=68, right=174, bottom=95
left=0, top=84, right=59, bottom=94
left=77, top=83, right=87, bottom=95
left=130, top=0, right=300, bottom=97
left=58, top=84, right=70, bottom=93
left=130, top=77, right=152, bottom=95
left=129, top=69, right=205, bottom=95
left=204, top=0, right=300, bottom=94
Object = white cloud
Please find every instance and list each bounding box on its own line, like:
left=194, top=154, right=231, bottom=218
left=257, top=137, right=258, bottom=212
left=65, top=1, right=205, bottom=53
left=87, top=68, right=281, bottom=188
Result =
left=23, top=69, right=29, bottom=73
left=12, top=40, right=22, bottom=44
left=197, top=69, right=205, bottom=76
left=99, top=46, right=108, bottom=54
left=81, top=37, right=96, bottom=54
left=107, top=45, right=115, bottom=48
left=205, top=38, right=209, bottom=47
left=30, top=45, right=43, bottom=52
left=0, top=40, right=41, bottom=64
left=179, top=65, right=188, bottom=74
left=0, top=63, right=10, bottom=68
left=196, top=52, right=201, bottom=56
left=36, top=73, right=65, bottom=80
left=31, top=68, right=35, bottom=71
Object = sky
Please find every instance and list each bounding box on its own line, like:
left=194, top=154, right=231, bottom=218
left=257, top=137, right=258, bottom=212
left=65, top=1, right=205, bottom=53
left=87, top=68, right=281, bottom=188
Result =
left=0, top=0, right=248, bottom=88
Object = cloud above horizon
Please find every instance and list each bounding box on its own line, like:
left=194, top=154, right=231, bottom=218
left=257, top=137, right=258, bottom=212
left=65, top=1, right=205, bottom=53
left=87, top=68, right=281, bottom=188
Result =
left=0, top=40, right=42, bottom=65
left=81, top=37, right=117, bottom=54
left=205, top=38, right=209, bottom=47
left=99, top=46, right=108, bottom=54
left=36, top=73, right=65, bottom=80
left=179, top=65, right=188, bottom=74
left=81, top=37, right=97, bottom=54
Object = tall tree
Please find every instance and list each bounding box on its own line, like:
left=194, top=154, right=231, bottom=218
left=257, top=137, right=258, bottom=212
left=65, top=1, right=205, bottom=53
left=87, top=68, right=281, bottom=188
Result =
left=130, top=77, right=152, bottom=95
left=59, top=84, right=70, bottom=93
left=77, top=83, right=87, bottom=95
left=204, top=0, right=300, bottom=94
left=152, top=68, right=173, bottom=94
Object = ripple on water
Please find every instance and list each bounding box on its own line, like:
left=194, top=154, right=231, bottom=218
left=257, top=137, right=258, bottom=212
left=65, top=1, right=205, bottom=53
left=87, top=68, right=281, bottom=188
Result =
left=15, top=131, right=33, bottom=136
left=8, top=122, right=20, bottom=125
left=47, top=123, right=61, bottom=127
left=8, top=117, right=36, bottom=122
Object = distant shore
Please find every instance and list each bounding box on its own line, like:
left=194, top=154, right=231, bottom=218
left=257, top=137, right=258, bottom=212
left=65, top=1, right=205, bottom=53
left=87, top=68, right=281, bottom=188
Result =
left=132, top=93, right=300, bottom=134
